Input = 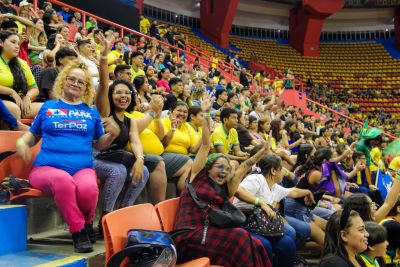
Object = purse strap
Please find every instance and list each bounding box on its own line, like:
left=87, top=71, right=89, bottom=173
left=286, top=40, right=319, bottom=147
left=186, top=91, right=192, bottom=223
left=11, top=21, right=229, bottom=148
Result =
left=185, top=178, right=209, bottom=209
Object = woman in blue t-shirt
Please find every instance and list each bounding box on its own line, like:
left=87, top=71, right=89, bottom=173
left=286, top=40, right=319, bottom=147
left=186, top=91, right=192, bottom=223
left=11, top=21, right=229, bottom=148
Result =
left=16, top=60, right=120, bottom=253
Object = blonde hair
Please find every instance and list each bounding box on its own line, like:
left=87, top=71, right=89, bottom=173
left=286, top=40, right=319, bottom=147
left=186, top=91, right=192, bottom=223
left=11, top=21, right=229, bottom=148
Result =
left=53, top=59, right=94, bottom=105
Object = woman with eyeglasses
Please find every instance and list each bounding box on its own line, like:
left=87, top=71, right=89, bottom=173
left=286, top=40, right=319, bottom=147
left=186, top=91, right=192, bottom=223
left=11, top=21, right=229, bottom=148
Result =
left=0, top=31, right=42, bottom=121
left=320, top=209, right=369, bottom=267
left=344, top=171, right=400, bottom=224
left=174, top=121, right=272, bottom=266
left=95, top=35, right=155, bottom=231
left=16, top=60, right=120, bottom=253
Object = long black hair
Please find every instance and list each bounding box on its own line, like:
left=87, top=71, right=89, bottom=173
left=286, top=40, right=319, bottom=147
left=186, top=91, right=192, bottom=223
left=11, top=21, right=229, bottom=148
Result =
left=296, top=147, right=332, bottom=178
left=322, top=209, right=362, bottom=263
left=108, top=79, right=136, bottom=113
left=344, top=193, right=374, bottom=222
left=293, top=143, right=314, bottom=171
left=133, top=75, right=151, bottom=102
left=0, top=31, right=28, bottom=95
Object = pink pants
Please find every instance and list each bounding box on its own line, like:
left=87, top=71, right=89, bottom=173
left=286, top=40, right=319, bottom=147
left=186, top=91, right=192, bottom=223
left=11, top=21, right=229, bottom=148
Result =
left=29, top=166, right=99, bottom=233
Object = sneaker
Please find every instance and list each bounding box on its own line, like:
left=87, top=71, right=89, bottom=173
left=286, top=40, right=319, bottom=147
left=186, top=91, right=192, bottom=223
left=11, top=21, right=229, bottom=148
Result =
left=85, top=222, right=96, bottom=244
left=72, top=228, right=93, bottom=253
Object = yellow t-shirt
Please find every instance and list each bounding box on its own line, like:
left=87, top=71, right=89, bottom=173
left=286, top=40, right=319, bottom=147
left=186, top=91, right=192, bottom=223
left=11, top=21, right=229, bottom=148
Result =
left=150, top=117, right=197, bottom=155
left=0, top=56, right=37, bottom=96
left=130, top=66, right=145, bottom=83
left=370, top=147, right=384, bottom=172
left=107, top=50, right=123, bottom=73
left=140, top=18, right=150, bottom=34
left=188, top=124, right=202, bottom=156
left=389, top=156, right=400, bottom=171
left=124, top=111, right=164, bottom=155
left=210, top=124, right=239, bottom=154
left=360, top=254, right=380, bottom=267
left=211, top=57, right=218, bottom=69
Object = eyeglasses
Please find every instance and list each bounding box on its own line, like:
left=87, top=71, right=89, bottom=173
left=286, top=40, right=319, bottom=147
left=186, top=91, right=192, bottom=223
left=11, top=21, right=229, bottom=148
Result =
left=113, top=90, right=132, bottom=96
left=66, top=76, right=87, bottom=87
left=213, top=163, right=232, bottom=173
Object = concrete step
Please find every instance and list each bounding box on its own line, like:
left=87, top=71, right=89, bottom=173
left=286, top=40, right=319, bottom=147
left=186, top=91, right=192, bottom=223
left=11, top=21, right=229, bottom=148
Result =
left=0, top=229, right=105, bottom=267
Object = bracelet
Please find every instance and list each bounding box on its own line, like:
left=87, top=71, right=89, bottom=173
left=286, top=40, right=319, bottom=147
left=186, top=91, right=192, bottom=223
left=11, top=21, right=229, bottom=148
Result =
left=203, top=112, right=211, bottom=119
left=137, top=155, right=144, bottom=161
left=254, top=197, right=260, bottom=207
left=16, top=138, right=25, bottom=146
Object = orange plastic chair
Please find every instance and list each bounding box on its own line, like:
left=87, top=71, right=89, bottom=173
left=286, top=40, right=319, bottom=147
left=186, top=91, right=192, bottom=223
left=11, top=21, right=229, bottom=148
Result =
left=102, top=203, right=211, bottom=267
left=0, top=131, right=44, bottom=200
left=155, top=197, right=179, bottom=232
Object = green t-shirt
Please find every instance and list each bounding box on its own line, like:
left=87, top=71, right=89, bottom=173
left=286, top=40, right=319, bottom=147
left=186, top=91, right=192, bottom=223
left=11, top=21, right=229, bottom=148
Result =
left=356, top=139, right=371, bottom=166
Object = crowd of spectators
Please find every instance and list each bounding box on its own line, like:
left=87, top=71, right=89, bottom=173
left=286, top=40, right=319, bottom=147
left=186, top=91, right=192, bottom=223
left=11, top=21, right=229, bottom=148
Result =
left=0, top=1, right=399, bottom=266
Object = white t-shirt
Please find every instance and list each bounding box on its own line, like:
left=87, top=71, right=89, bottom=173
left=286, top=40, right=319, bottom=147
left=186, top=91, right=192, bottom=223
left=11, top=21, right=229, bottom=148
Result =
left=233, top=173, right=290, bottom=209
left=79, top=55, right=99, bottom=89
left=249, top=111, right=260, bottom=121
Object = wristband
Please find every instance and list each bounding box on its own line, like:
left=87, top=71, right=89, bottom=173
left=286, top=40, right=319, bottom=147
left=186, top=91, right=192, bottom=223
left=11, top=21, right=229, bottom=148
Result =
left=100, top=56, right=107, bottom=60
left=203, top=112, right=211, bottom=119
left=171, top=128, right=176, bottom=132
left=284, top=170, right=289, bottom=177
left=154, top=118, right=160, bottom=122
left=254, top=197, right=260, bottom=207
left=16, top=138, right=25, bottom=146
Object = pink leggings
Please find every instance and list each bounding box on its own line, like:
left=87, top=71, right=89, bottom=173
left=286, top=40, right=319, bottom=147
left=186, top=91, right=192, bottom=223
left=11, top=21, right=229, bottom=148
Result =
left=29, top=166, right=99, bottom=234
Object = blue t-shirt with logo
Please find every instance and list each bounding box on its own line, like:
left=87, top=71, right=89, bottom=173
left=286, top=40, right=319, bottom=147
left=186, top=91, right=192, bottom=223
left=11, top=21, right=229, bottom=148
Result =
left=30, top=99, right=105, bottom=175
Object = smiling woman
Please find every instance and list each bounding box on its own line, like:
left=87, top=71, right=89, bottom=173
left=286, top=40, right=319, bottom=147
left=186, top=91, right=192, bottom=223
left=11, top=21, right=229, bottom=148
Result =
left=16, top=59, right=121, bottom=253
left=0, top=31, right=42, bottom=121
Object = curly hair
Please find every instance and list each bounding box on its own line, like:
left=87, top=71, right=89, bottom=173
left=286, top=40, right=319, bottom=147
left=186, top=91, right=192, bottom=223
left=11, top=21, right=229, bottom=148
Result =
left=0, top=31, right=28, bottom=96
left=52, top=59, right=94, bottom=105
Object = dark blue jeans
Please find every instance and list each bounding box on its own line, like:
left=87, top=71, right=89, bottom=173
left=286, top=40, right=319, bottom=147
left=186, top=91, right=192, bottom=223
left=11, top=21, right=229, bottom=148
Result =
left=248, top=231, right=296, bottom=267
left=0, top=99, right=17, bottom=129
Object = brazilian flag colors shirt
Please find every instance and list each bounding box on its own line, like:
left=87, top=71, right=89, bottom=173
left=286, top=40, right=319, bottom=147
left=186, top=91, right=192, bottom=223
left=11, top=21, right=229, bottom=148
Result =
left=30, top=99, right=105, bottom=175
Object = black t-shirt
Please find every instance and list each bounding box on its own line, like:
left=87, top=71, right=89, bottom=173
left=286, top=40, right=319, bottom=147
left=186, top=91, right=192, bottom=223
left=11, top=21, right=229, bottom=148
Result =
left=212, top=102, right=223, bottom=110
left=39, top=67, right=59, bottom=101
left=165, top=31, right=174, bottom=45
left=163, top=93, right=177, bottom=111
left=304, top=122, right=313, bottom=131
left=240, top=72, right=250, bottom=87
left=236, top=125, right=253, bottom=151
left=109, top=113, right=130, bottom=150
left=44, top=24, right=57, bottom=39
left=320, top=255, right=364, bottom=267
left=0, top=3, right=17, bottom=15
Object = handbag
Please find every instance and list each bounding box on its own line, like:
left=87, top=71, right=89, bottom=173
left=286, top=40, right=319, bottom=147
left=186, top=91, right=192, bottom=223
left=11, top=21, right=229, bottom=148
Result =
left=106, top=229, right=179, bottom=267
left=186, top=179, right=246, bottom=229
left=95, top=148, right=135, bottom=168
left=241, top=206, right=284, bottom=239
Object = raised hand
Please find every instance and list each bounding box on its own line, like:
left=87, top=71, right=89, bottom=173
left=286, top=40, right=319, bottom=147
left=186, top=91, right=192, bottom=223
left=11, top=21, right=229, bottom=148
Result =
left=98, top=32, right=114, bottom=56
left=149, top=94, right=164, bottom=116
left=200, top=90, right=214, bottom=112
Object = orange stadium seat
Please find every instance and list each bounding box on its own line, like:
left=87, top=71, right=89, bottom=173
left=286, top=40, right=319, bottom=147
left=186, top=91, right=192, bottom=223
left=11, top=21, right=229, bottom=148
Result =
left=102, top=203, right=213, bottom=267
